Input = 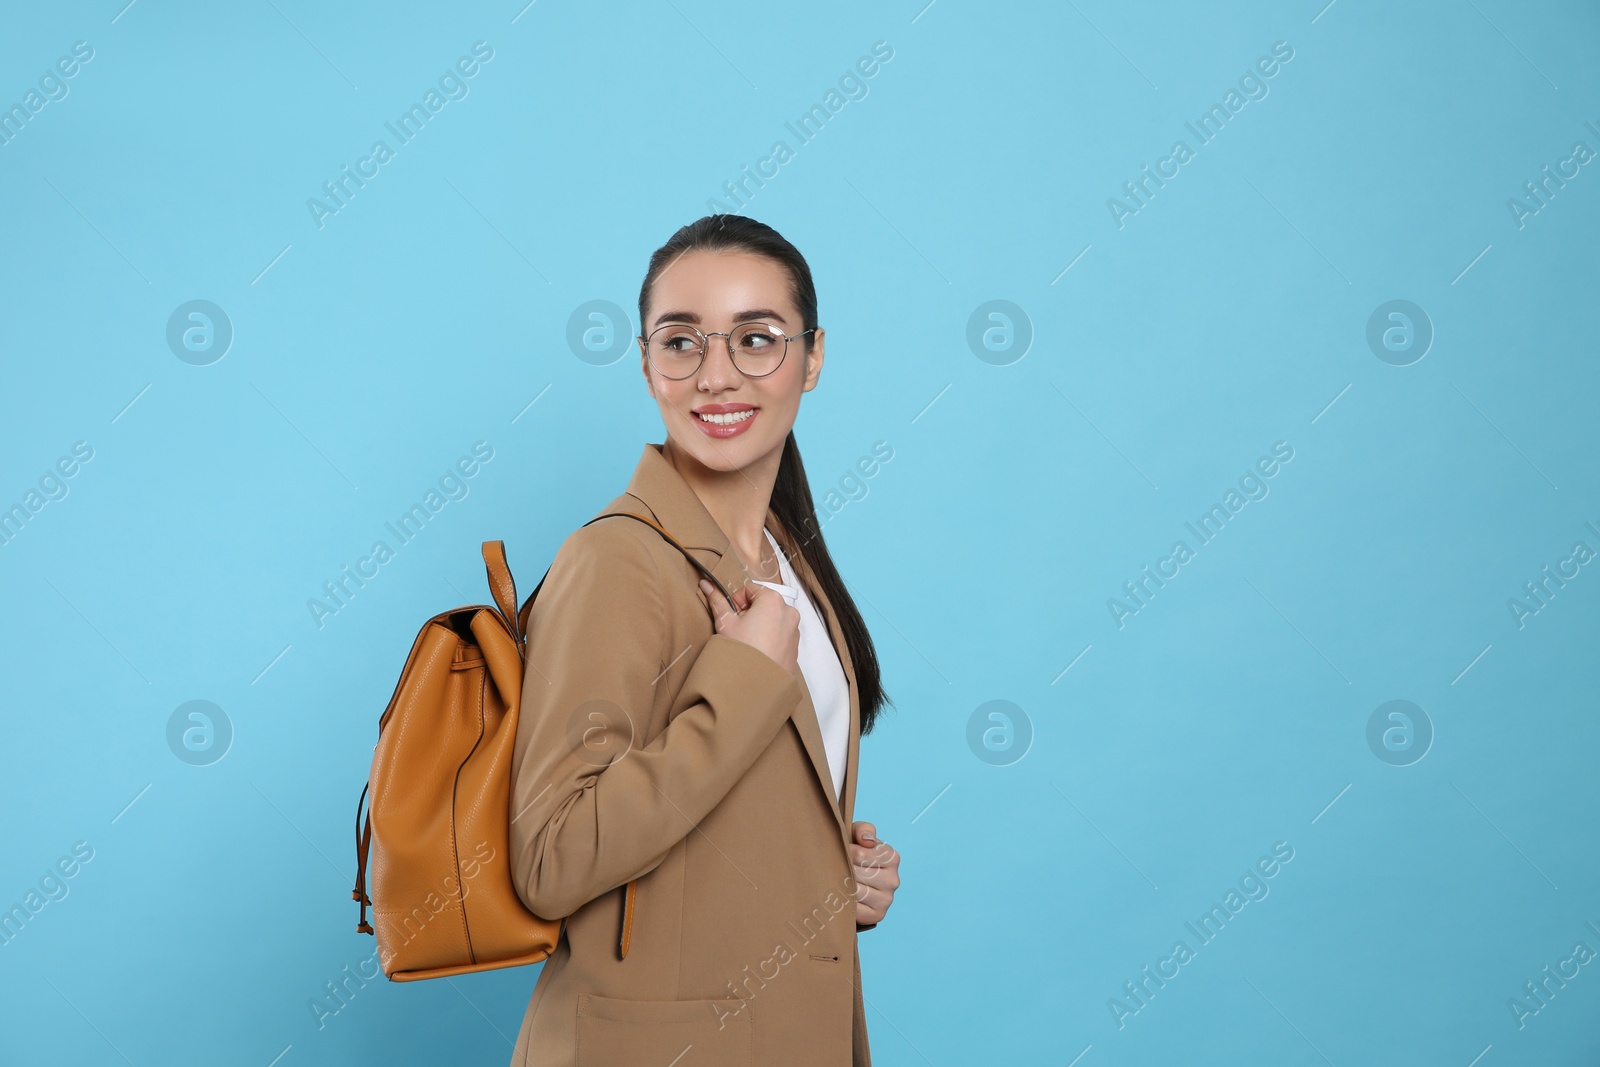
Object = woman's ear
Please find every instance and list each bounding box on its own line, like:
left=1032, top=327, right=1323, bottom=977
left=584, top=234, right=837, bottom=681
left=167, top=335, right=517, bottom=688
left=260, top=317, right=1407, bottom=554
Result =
left=802, top=327, right=825, bottom=392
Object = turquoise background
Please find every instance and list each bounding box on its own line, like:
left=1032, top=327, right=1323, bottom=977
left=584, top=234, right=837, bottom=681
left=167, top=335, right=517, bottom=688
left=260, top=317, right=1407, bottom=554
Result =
left=2, top=0, right=1598, bottom=1063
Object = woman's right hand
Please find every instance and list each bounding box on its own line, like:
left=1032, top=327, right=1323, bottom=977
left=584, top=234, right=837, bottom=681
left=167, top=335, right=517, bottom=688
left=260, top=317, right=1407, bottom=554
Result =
left=700, top=578, right=801, bottom=677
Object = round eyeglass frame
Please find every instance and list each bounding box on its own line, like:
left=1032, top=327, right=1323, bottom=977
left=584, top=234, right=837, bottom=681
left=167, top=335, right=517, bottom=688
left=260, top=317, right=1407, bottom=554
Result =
left=639, top=322, right=817, bottom=381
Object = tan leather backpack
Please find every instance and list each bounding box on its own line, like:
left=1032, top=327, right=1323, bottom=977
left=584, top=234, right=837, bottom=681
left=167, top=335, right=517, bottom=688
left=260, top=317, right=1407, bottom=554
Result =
left=352, top=512, right=738, bottom=980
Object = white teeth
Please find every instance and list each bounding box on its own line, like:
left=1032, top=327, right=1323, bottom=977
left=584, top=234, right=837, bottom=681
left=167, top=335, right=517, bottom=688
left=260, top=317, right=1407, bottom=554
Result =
left=697, top=409, right=755, bottom=425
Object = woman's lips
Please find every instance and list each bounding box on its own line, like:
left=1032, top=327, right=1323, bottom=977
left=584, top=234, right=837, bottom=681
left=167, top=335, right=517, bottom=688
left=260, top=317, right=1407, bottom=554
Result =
left=692, top=406, right=759, bottom=439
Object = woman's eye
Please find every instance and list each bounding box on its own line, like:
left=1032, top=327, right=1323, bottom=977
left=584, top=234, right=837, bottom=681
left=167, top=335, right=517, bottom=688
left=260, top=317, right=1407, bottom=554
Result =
left=740, top=332, right=776, bottom=350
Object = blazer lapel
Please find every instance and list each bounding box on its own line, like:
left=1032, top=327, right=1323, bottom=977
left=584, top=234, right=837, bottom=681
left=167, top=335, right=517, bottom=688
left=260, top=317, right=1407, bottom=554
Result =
left=771, top=518, right=861, bottom=850
left=617, top=443, right=853, bottom=848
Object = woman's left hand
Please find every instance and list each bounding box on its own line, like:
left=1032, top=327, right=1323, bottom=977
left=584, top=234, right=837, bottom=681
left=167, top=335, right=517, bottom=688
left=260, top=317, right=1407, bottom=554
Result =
left=850, top=821, right=900, bottom=927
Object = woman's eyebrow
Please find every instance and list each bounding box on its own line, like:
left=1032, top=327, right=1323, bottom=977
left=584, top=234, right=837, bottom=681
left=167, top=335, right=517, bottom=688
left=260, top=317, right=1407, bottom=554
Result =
left=651, top=308, right=790, bottom=328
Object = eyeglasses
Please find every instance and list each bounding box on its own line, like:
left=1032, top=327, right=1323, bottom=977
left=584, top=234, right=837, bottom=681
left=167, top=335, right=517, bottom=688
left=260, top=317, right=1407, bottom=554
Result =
left=640, top=322, right=816, bottom=381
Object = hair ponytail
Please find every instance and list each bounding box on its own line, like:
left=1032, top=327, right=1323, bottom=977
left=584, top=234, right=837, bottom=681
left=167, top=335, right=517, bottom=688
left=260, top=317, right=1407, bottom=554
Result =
left=770, top=429, right=889, bottom=734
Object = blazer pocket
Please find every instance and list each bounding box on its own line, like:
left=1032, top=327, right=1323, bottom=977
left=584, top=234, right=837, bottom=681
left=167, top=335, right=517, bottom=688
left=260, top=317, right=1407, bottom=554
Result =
left=576, top=992, right=752, bottom=1066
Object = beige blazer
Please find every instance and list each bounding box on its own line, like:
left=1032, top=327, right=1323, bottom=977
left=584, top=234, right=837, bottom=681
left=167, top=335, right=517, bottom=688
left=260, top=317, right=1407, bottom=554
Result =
left=508, top=442, right=873, bottom=1066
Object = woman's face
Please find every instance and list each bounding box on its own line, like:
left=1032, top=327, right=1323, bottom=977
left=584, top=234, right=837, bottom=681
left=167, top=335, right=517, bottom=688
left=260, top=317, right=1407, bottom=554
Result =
left=640, top=249, right=824, bottom=475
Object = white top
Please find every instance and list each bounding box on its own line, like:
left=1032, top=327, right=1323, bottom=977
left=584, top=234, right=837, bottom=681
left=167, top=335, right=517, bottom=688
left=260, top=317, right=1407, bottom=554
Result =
left=748, top=528, right=851, bottom=801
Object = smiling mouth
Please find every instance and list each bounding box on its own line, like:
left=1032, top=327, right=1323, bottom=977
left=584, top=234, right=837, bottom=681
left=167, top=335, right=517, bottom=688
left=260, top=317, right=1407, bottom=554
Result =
left=696, top=409, right=757, bottom=425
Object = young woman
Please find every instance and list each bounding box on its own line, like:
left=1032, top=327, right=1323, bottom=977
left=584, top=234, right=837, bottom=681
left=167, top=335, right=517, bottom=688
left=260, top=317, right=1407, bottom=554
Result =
left=508, top=215, right=900, bottom=1066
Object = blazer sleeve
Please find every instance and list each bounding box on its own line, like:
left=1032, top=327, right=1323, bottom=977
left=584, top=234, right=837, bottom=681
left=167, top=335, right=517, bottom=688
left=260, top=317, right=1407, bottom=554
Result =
left=509, top=519, right=805, bottom=920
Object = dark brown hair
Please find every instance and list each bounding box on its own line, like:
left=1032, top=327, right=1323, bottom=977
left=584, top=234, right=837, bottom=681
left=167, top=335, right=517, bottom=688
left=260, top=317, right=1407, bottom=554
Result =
left=637, top=214, right=891, bottom=735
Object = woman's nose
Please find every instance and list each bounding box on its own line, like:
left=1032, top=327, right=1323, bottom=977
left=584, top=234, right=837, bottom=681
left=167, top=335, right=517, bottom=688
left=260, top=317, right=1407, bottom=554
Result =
left=697, top=334, right=744, bottom=387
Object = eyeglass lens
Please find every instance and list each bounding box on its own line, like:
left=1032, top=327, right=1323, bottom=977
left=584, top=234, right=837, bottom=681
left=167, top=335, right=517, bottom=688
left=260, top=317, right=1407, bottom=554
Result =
left=646, top=323, right=788, bottom=379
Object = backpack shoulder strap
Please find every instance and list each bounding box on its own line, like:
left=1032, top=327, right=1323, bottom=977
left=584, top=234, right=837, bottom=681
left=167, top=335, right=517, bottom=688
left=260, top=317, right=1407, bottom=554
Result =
left=512, top=512, right=742, bottom=631
left=482, top=540, right=521, bottom=647
left=588, top=511, right=740, bottom=614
